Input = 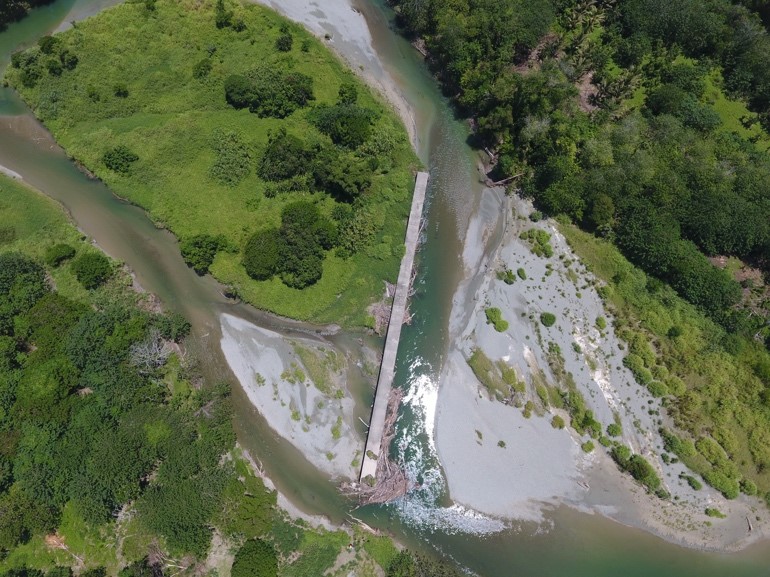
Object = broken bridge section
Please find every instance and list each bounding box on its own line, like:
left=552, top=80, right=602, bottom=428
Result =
left=359, top=171, right=429, bottom=484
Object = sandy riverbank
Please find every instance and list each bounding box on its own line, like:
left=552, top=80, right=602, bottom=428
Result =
left=220, top=313, right=363, bottom=480
left=435, top=188, right=770, bottom=551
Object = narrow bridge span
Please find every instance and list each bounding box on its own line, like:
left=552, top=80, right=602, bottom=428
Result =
left=359, top=171, right=429, bottom=483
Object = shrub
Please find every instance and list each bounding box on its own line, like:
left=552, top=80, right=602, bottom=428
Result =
left=231, top=539, right=278, bottom=577
left=681, top=474, right=702, bottom=490
left=551, top=415, right=565, bottom=429
left=540, top=312, right=556, bottom=327
left=113, top=83, right=129, bottom=98
left=59, top=49, right=78, bottom=70
left=595, top=316, right=607, bottom=330
left=225, top=68, right=315, bottom=118
left=606, top=423, right=622, bottom=437
left=71, top=252, right=112, bottom=289
left=338, top=81, right=358, bottom=105
left=193, top=58, right=212, bottom=79
left=740, top=478, right=758, bottom=496
left=258, top=129, right=310, bottom=181
left=702, top=469, right=740, bottom=499
left=38, top=36, right=60, bottom=55
left=45, top=243, right=76, bottom=267
left=485, top=307, right=509, bottom=332
left=647, top=380, right=668, bottom=397
left=209, top=129, right=252, bottom=186
left=310, top=104, right=376, bottom=148
left=517, top=267, right=527, bottom=280
left=275, top=33, right=293, bottom=52
left=581, top=440, right=595, bottom=453
left=224, top=74, right=252, bottom=109
left=243, top=229, right=282, bottom=281
left=46, top=58, right=62, bottom=76
left=704, top=508, right=726, bottom=519
left=180, top=234, right=223, bottom=275
left=103, top=145, right=139, bottom=174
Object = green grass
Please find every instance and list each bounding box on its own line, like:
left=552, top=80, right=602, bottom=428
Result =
left=561, top=222, right=770, bottom=497
left=467, top=348, right=510, bottom=399
left=0, top=175, right=121, bottom=302
left=5, top=0, right=418, bottom=326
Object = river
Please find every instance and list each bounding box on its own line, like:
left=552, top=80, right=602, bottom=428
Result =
left=2, top=1, right=770, bottom=575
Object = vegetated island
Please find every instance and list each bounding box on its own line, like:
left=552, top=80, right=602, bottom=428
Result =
left=4, top=0, right=418, bottom=326
left=390, top=0, right=770, bottom=543
left=0, top=172, right=461, bottom=575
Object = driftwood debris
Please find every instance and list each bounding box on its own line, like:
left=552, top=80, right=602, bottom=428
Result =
left=343, top=389, right=411, bottom=505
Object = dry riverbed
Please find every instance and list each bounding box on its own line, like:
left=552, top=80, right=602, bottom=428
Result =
left=436, top=188, right=770, bottom=551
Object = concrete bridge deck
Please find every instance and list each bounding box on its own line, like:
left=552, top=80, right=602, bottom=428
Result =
left=359, top=171, right=429, bottom=482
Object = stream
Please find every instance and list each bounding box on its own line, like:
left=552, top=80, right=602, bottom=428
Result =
left=2, top=1, right=770, bottom=575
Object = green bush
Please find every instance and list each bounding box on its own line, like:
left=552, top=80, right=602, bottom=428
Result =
left=681, top=474, right=702, bottom=490
left=647, top=380, right=669, bottom=397
left=704, top=508, right=726, bottom=518
left=310, top=103, right=376, bottom=148
left=258, top=129, right=310, bottom=182
left=193, top=58, right=212, bottom=79
left=540, top=312, right=556, bottom=327
left=103, top=145, right=139, bottom=174
left=243, top=229, right=282, bottom=281
left=209, top=129, right=252, bottom=186
left=740, top=478, right=758, bottom=496
left=595, top=316, right=607, bottom=330
left=44, top=243, right=76, bottom=267
left=581, top=440, right=595, bottom=453
left=231, top=538, right=278, bottom=577
left=551, top=415, right=566, bottom=429
left=606, top=423, right=622, bottom=437
left=71, top=252, right=112, bottom=289
left=485, top=307, right=509, bottom=332
left=703, top=469, right=740, bottom=499
left=275, top=33, right=293, bottom=52
left=180, top=234, right=223, bottom=274
left=224, top=67, right=314, bottom=118
left=517, top=267, right=527, bottom=280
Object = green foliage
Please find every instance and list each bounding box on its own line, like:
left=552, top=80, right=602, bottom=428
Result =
left=192, top=58, right=212, bottom=79
left=551, top=415, right=566, bottom=429
left=595, top=316, right=607, bottom=331
left=517, top=267, right=527, bottom=280
left=519, top=228, right=553, bottom=257
left=102, top=145, right=138, bottom=174
left=242, top=202, right=336, bottom=289
left=231, top=538, right=278, bottom=577
left=70, top=252, right=112, bottom=290
left=581, top=440, right=595, bottom=453
left=275, top=33, right=293, bottom=52
left=606, top=423, right=622, bottom=437
left=258, top=129, right=310, bottom=182
left=243, top=229, right=282, bottom=281
left=540, top=312, right=556, bottom=327
left=44, top=244, right=75, bottom=267
left=310, top=104, right=376, bottom=148
left=705, top=507, right=726, bottom=518
left=611, top=446, right=661, bottom=492
left=386, top=551, right=463, bottom=577
left=208, top=129, right=252, bottom=186
left=681, top=474, right=703, bottom=490
left=3, top=0, right=417, bottom=327
left=224, top=67, right=314, bottom=118
left=180, top=234, right=224, bottom=275
left=485, top=307, right=509, bottom=332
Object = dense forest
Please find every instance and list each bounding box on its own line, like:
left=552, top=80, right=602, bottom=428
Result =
left=390, top=0, right=770, bottom=326
left=0, top=174, right=451, bottom=575
left=0, top=0, right=54, bottom=31
left=389, top=0, right=770, bottom=502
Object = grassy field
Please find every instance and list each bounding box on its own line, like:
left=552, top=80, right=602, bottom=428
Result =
left=5, top=0, right=418, bottom=326
left=0, top=174, right=107, bottom=303
left=561, top=222, right=770, bottom=500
